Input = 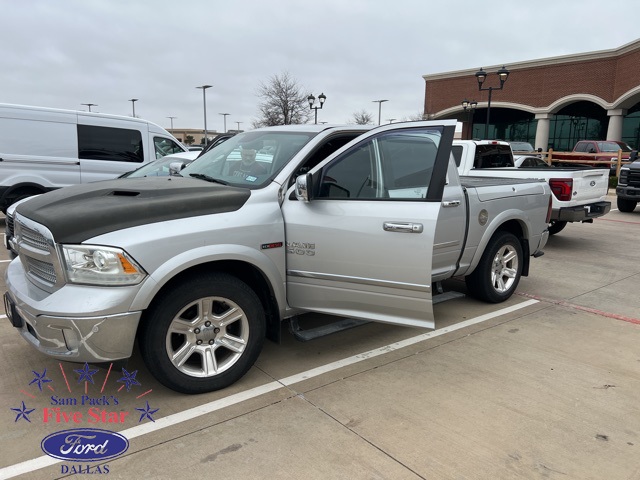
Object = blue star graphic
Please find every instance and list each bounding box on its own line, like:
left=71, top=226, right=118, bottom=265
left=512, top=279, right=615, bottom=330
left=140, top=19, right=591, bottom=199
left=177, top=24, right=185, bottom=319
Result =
left=117, top=368, right=141, bottom=392
left=11, top=401, right=36, bottom=423
left=74, top=362, right=99, bottom=384
left=29, top=368, right=52, bottom=392
left=135, top=401, right=159, bottom=423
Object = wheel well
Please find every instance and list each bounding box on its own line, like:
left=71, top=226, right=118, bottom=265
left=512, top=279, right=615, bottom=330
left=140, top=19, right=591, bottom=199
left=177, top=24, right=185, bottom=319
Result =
left=494, top=220, right=530, bottom=276
left=143, top=260, right=281, bottom=343
left=2, top=184, right=46, bottom=211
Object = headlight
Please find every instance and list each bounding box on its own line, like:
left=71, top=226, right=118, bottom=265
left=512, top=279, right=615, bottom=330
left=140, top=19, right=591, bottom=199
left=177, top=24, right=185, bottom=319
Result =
left=61, top=245, right=146, bottom=286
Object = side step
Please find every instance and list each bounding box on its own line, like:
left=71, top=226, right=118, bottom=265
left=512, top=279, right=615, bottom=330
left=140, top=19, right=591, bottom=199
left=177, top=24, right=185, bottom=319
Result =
left=289, top=283, right=465, bottom=342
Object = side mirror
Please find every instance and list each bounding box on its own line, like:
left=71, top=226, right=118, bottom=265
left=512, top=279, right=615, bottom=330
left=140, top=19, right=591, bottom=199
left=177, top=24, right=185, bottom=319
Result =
left=295, top=173, right=313, bottom=202
left=537, top=147, right=543, bottom=152
left=630, top=150, right=638, bottom=162
left=169, top=161, right=185, bottom=175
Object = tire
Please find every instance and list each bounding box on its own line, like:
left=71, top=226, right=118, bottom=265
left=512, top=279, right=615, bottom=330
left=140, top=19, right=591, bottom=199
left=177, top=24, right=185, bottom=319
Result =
left=617, top=197, right=637, bottom=213
left=465, top=231, right=523, bottom=303
left=547, top=220, right=567, bottom=236
left=139, top=273, right=265, bottom=394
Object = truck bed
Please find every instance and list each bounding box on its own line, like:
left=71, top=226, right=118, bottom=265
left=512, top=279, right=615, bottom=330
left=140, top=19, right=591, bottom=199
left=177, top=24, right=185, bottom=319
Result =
left=459, top=175, right=546, bottom=188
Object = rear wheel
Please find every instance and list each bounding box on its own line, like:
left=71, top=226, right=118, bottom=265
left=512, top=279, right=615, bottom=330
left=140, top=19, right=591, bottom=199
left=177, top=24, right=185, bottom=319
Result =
left=617, top=197, right=637, bottom=213
left=547, top=220, right=567, bottom=235
left=465, top=231, right=523, bottom=303
left=139, top=273, right=265, bottom=394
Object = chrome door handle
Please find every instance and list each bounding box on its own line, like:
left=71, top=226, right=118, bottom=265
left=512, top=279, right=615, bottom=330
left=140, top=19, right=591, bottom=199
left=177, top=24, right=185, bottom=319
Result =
left=383, top=222, right=423, bottom=233
left=442, top=200, right=461, bottom=207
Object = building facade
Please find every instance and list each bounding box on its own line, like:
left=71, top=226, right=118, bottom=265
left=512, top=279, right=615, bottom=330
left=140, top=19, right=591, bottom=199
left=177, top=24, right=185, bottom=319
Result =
left=423, top=39, right=640, bottom=150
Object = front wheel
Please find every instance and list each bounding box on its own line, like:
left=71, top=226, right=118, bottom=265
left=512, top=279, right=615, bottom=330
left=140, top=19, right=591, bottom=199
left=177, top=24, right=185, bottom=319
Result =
left=617, top=197, right=637, bottom=213
left=465, top=231, right=523, bottom=303
left=139, top=273, right=265, bottom=394
left=547, top=220, right=567, bottom=235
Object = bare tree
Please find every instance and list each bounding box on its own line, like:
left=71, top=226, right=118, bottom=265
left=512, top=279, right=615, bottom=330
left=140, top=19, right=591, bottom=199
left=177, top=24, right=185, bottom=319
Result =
left=350, top=110, right=374, bottom=125
left=253, top=72, right=312, bottom=127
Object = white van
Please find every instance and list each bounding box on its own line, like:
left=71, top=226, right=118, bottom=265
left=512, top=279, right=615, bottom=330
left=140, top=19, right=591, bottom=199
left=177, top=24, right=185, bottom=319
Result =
left=0, top=103, right=187, bottom=212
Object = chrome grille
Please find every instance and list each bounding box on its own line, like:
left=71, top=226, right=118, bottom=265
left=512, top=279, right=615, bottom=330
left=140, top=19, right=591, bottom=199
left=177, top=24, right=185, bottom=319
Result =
left=20, top=225, right=50, bottom=251
left=628, top=169, right=640, bottom=188
left=25, top=257, right=57, bottom=285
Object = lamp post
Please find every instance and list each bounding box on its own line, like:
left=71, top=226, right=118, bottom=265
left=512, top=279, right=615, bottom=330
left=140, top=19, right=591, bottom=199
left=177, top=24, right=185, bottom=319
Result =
left=475, top=65, right=510, bottom=139
left=236, top=121, right=242, bottom=132
left=308, top=93, right=326, bottom=124
left=372, top=99, right=388, bottom=125
left=166, top=116, right=176, bottom=131
left=219, top=113, right=230, bottom=132
left=129, top=98, right=138, bottom=117
left=81, top=103, right=97, bottom=112
left=196, top=85, right=212, bottom=145
left=387, top=118, right=396, bottom=124
left=461, top=99, right=477, bottom=139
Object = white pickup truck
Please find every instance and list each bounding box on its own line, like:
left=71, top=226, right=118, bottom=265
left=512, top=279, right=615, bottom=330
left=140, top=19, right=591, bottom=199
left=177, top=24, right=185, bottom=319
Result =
left=453, top=140, right=611, bottom=235
left=5, top=121, right=551, bottom=394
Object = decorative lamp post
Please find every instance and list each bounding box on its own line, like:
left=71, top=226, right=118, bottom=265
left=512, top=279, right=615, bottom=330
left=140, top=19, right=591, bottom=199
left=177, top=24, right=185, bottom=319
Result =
left=129, top=98, right=138, bottom=117
left=308, top=93, right=326, bottom=124
left=196, top=85, right=212, bottom=145
left=372, top=99, right=388, bottom=125
left=475, top=65, right=509, bottom=139
left=461, top=99, right=478, bottom=139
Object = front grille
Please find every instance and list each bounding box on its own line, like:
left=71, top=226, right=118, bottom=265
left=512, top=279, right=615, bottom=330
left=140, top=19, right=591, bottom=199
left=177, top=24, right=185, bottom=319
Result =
left=628, top=169, right=640, bottom=188
left=20, top=225, right=49, bottom=251
left=25, top=257, right=57, bottom=285
left=6, top=213, right=14, bottom=238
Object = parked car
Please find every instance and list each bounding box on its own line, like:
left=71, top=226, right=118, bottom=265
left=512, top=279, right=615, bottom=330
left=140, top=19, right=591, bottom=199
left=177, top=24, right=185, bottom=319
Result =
left=552, top=140, right=634, bottom=174
left=508, top=141, right=535, bottom=152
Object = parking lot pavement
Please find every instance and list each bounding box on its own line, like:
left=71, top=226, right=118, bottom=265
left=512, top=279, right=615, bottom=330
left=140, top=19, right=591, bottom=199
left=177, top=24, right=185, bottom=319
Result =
left=2, top=200, right=640, bottom=479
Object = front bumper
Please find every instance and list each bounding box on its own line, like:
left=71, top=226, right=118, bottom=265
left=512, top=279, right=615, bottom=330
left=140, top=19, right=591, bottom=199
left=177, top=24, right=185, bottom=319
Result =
left=551, top=201, right=611, bottom=222
left=4, top=259, right=142, bottom=363
left=616, top=185, right=640, bottom=199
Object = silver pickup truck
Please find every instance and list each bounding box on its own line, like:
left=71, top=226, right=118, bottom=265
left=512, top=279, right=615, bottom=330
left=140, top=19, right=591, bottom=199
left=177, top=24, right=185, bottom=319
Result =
left=4, top=120, right=551, bottom=394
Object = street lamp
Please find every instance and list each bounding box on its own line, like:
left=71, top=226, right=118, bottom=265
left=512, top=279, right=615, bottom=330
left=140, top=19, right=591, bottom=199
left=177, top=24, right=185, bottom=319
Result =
left=475, top=65, right=510, bottom=139
left=81, top=103, right=97, bottom=112
left=308, top=93, right=326, bottom=124
left=219, top=113, right=230, bottom=133
left=236, top=121, right=242, bottom=132
left=166, top=116, right=176, bottom=131
left=372, top=99, right=388, bottom=125
left=461, top=99, right=477, bottom=139
left=129, top=98, right=138, bottom=117
left=196, top=85, right=212, bottom=145
left=387, top=118, right=396, bottom=124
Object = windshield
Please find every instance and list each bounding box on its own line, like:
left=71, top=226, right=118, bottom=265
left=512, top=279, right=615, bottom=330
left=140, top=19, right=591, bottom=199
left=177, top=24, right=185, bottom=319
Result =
left=179, top=130, right=317, bottom=188
left=509, top=142, right=534, bottom=151
left=599, top=141, right=632, bottom=152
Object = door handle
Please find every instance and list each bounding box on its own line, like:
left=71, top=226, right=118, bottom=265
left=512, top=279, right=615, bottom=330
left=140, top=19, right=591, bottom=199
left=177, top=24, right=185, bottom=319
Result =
left=442, top=200, right=461, bottom=207
left=383, top=222, right=423, bottom=233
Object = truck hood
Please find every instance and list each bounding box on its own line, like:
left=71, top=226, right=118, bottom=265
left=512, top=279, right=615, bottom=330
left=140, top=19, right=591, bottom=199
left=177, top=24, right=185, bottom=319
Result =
left=17, top=177, right=251, bottom=244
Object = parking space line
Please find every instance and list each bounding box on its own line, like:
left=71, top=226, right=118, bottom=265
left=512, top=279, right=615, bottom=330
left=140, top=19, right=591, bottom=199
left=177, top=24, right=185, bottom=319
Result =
left=518, top=292, right=640, bottom=325
left=0, top=299, right=538, bottom=480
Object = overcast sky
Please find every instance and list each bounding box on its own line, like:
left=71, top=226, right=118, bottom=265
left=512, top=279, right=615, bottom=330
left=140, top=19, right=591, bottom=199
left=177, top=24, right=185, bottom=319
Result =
left=2, top=0, right=639, bottom=134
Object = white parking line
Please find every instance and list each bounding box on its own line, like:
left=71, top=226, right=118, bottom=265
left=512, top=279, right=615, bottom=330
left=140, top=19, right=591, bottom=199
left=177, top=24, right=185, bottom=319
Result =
left=0, top=299, right=538, bottom=479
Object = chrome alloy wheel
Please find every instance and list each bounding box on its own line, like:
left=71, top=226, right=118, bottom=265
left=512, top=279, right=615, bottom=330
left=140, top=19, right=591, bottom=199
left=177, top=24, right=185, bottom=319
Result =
left=490, top=244, right=519, bottom=294
left=165, top=296, right=249, bottom=378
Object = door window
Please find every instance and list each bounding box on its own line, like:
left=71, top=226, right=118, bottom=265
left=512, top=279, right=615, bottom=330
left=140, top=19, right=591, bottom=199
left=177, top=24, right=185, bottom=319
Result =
left=77, top=125, right=143, bottom=162
left=154, top=137, right=185, bottom=159
left=316, top=128, right=443, bottom=200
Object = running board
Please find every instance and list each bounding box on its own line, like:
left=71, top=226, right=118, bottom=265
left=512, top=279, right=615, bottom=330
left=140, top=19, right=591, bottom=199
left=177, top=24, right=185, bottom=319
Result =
left=289, top=288, right=465, bottom=342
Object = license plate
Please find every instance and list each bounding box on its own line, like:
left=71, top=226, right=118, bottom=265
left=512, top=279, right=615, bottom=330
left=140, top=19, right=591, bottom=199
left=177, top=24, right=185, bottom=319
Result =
left=3, top=293, right=23, bottom=328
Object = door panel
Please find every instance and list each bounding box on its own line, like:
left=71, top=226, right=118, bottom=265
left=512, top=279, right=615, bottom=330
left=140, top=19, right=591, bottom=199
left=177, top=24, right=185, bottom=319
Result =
left=282, top=122, right=456, bottom=328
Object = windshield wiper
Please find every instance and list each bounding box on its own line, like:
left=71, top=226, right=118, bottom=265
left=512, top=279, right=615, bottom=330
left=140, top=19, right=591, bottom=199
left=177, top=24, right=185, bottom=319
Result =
left=189, top=173, right=229, bottom=185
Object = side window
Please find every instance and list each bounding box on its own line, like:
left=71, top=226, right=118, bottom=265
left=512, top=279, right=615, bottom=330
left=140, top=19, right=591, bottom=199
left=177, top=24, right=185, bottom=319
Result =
left=574, top=142, right=587, bottom=153
left=154, top=137, right=185, bottom=159
left=78, top=125, right=143, bottom=162
left=316, top=128, right=442, bottom=200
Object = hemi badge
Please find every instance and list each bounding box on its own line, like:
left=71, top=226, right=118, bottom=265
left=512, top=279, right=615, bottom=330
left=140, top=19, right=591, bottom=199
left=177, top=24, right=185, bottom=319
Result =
left=261, top=242, right=283, bottom=250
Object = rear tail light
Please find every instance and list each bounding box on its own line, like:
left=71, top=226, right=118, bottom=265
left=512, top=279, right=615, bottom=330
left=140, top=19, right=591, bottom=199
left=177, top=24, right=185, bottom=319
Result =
left=549, top=178, right=573, bottom=201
